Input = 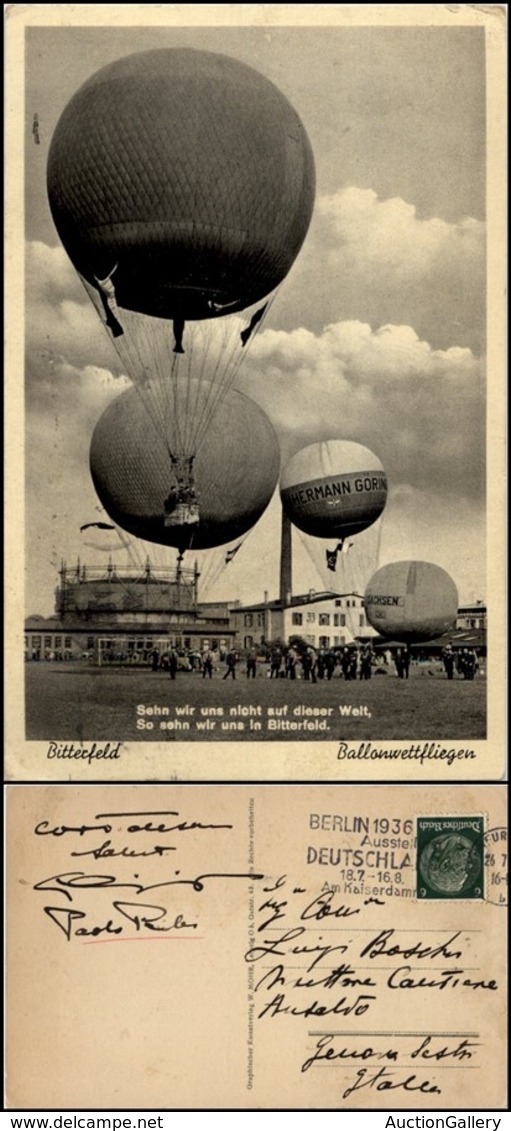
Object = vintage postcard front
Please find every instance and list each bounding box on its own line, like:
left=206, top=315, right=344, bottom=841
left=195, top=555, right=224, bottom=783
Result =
left=5, top=784, right=507, bottom=1109
left=5, top=4, right=506, bottom=780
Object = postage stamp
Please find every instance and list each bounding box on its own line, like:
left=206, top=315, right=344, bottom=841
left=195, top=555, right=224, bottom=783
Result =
left=416, top=816, right=484, bottom=900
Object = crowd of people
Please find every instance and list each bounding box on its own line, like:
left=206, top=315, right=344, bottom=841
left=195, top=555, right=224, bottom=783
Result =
left=26, top=641, right=482, bottom=682
left=156, top=642, right=481, bottom=682
left=266, top=644, right=378, bottom=682
left=441, top=644, right=479, bottom=680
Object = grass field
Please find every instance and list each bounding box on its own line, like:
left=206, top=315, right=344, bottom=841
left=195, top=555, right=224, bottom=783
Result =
left=25, top=660, right=486, bottom=742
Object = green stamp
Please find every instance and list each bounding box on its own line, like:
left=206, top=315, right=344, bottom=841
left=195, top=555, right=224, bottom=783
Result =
left=417, top=816, right=484, bottom=900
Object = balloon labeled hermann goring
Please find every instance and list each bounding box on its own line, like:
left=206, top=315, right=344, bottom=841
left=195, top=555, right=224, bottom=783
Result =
left=364, top=560, right=459, bottom=643
left=280, top=440, right=388, bottom=542
left=90, top=383, right=280, bottom=554
left=47, top=48, right=315, bottom=544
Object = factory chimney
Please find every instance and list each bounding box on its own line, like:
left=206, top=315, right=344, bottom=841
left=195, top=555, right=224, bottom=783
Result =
left=279, top=508, right=292, bottom=607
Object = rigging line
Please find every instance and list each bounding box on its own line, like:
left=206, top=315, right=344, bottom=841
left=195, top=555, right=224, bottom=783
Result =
left=147, top=318, right=177, bottom=461
left=194, top=315, right=239, bottom=453
left=229, top=284, right=278, bottom=385
left=374, top=511, right=384, bottom=572
left=201, top=558, right=225, bottom=598
left=201, top=539, right=241, bottom=597
left=182, top=323, right=196, bottom=459
left=194, top=288, right=277, bottom=457
left=189, top=320, right=214, bottom=446
left=194, top=297, right=258, bottom=449
left=297, top=529, right=328, bottom=595
left=197, top=551, right=222, bottom=598
left=160, top=327, right=174, bottom=463
left=127, top=317, right=164, bottom=445
left=191, top=321, right=217, bottom=443
left=189, top=317, right=234, bottom=456
left=168, top=350, right=184, bottom=460
left=166, top=344, right=180, bottom=458
left=114, top=319, right=172, bottom=460
left=141, top=316, right=169, bottom=437
left=171, top=330, right=193, bottom=462
left=169, top=348, right=191, bottom=463
left=192, top=328, right=242, bottom=457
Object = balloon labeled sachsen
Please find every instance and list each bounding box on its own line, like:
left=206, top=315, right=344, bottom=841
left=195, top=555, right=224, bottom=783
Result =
left=47, top=48, right=316, bottom=321
left=90, top=382, right=280, bottom=553
left=280, top=440, right=388, bottom=540
left=364, top=560, right=459, bottom=643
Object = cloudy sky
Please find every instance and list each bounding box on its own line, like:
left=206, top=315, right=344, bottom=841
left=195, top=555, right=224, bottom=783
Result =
left=23, top=17, right=487, bottom=614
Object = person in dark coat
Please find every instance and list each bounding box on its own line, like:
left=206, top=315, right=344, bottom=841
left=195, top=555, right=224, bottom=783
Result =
left=223, top=650, right=237, bottom=680
left=442, top=645, right=455, bottom=680
left=360, top=645, right=373, bottom=680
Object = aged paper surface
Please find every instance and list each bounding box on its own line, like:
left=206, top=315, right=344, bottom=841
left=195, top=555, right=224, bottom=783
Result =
left=5, top=4, right=506, bottom=781
left=5, top=784, right=507, bottom=1109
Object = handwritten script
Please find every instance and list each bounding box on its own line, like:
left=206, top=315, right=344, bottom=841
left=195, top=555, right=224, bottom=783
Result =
left=28, top=806, right=499, bottom=1102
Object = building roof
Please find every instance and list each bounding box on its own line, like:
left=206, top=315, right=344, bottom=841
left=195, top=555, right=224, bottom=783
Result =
left=233, top=590, right=363, bottom=613
left=25, top=616, right=232, bottom=635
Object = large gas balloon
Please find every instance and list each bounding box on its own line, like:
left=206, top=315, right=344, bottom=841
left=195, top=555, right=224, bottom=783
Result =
left=90, top=382, right=280, bottom=552
left=280, top=440, right=387, bottom=540
left=47, top=48, right=315, bottom=321
left=364, top=560, right=458, bottom=642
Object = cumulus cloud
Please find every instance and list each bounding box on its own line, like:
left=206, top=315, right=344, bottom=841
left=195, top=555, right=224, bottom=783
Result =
left=318, top=187, right=484, bottom=281
left=25, top=241, right=126, bottom=399
left=23, top=229, right=486, bottom=612
left=277, top=187, right=485, bottom=353
left=238, top=319, right=484, bottom=502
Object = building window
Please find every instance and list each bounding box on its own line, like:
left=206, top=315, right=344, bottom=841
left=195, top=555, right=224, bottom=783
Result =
left=257, top=613, right=264, bottom=627
left=244, top=636, right=253, bottom=649
left=292, top=612, right=303, bottom=626
left=319, top=635, right=330, bottom=648
left=44, top=636, right=52, bottom=649
left=87, top=637, right=94, bottom=651
left=244, top=614, right=253, bottom=627
left=359, top=613, right=365, bottom=626
left=306, top=635, right=315, bottom=645
left=32, top=635, right=41, bottom=649
left=319, top=613, right=330, bottom=626
left=64, top=637, right=71, bottom=649
left=306, top=611, right=315, bottom=622
left=335, top=599, right=342, bottom=607
left=55, top=636, right=62, bottom=648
